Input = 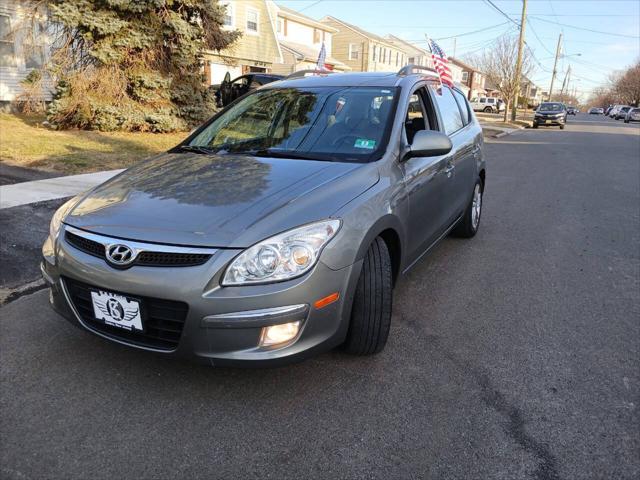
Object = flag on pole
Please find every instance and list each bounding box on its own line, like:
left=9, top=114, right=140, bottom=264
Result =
left=427, top=38, right=454, bottom=88
left=315, top=42, right=327, bottom=72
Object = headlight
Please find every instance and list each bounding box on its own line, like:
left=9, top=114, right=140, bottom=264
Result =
left=49, top=196, right=81, bottom=240
left=222, top=219, right=341, bottom=286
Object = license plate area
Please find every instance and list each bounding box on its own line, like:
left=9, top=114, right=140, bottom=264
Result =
left=90, top=290, right=144, bottom=332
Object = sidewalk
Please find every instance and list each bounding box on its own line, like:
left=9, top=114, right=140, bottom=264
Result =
left=0, top=169, right=123, bottom=209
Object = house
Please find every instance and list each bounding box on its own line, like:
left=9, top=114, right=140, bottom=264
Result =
left=384, top=35, right=433, bottom=68
left=0, top=0, right=50, bottom=104
left=203, top=0, right=282, bottom=85
left=319, top=16, right=408, bottom=72
left=271, top=5, right=349, bottom=74
left=450, top=57, right=485, bottom=99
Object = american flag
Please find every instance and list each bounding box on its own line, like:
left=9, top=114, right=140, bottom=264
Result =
left=428, top=39, right=453, bottom=88
left=316, top=42, right=327, bottom=72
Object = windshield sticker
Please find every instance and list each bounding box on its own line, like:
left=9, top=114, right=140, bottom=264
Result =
left=354, top=139, right=376, bottom=149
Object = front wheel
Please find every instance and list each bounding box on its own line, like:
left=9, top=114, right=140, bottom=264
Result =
left=343, top=237, right=393, bottom=355
left=452, top=179, right=483, bottom=238
left=532, top=123, right=539, bottom=129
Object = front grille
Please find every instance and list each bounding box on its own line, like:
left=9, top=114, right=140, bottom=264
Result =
left=136, top=251, right=210, bottom=267
left=65, top=231, right=104, bottom=259
left=63, top=276, right=188, bottom=351
left=64, top=230, right=212, bottom=268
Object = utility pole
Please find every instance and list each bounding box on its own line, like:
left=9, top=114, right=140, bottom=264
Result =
left=511, top=0, right=528, bottom=122
left=561, top=65, right=571, bottom=101
left=548, top=33, right=562, bottom=101
left=453, top=38, right=457, bottom=58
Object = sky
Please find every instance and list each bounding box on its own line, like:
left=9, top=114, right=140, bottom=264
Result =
left=277, top=0, right=640, bottom=100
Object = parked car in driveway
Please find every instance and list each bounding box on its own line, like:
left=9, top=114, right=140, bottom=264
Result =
left=533, top=102, right=567, bottom=129
left=470, top=96, right=504, bottom=113
left=614, top=106, right=631, bottom=120
left=624, top=107, right=640, bottom=123
left=588, top=107, right=604, bottom=114
left=212, top=72, right=284, bottom=107
left=42, top=66, right=486, bottom=366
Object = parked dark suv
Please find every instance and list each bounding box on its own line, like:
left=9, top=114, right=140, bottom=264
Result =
left=42, top=66, right=486, bottom=367
left=213, top=72, right=284, bottom=107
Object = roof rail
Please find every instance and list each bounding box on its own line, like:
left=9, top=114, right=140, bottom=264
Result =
left=285, top=69, right=337, bottom=80
left=397, top=64, right=440, bottom=77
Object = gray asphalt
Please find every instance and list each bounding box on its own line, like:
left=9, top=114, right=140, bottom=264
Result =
left=1, top=114, right=638, bottom=480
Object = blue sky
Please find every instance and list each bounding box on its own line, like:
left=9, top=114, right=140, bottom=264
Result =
left=277, top=0, right=640, bottom=100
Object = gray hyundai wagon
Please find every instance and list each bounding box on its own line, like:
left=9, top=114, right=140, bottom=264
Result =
left=42, top=66, right=486, bottom=366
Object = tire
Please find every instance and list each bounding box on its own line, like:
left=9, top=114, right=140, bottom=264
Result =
left=533, top=123, right=539, bottom=129
left=483, top=106, right=492, bottom=113
left=343, top=237, right=393, bottom=356
left=452, top=179, right=483, bottom=238
left=624, top=119, right=629, bottom=123
left=559, top=124, right=565, bottom=130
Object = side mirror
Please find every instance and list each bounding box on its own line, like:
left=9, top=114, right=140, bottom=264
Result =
left=406, top=130, right=453, bottom=159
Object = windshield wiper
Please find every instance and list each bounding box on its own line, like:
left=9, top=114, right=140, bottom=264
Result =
left=250, top=149, right=331, bottom=161
left=178, top=145, right=215, bottom=154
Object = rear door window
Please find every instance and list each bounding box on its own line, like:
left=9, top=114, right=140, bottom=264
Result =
left=433, top=87, right=464, bottom=135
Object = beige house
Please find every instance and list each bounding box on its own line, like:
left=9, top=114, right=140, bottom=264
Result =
left=204, top=0, right=282, bottom=85
left=0, top=0, right=50, bottom=103
left=271, top=5, right=349, bottom=75
left=384, top=35, right=433, bottom=69
left=319, top=16, right=408, bottom=72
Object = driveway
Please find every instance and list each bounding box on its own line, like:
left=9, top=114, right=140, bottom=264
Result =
left=1, top=114, right=638, bottom=479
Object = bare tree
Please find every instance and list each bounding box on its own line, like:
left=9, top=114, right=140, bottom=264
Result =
left=615, top=62, right=640, bottom=106
left=465, top=35, right=534, bottom=122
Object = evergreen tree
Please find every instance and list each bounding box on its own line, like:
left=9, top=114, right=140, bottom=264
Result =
left=44, top=0, right=240, bottom=132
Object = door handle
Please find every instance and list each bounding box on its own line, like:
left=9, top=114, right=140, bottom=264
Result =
left=445, top=164, right=455, bottom=178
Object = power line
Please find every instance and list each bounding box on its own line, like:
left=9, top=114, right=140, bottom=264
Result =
left=531, top=17, right=640, bottom=39
left=297, top=0, right=324, bottom=13
left=526, top=18, right=555, bottom=56
left=482, top=0, right=520, bottom=27
left=434, top=22, right=510, bottom=41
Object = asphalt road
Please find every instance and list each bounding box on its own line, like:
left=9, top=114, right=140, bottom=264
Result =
left=1, top=114, right=638, bottom=479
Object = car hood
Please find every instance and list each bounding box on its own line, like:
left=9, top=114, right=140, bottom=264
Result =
left=64, top=152, right=377, bottom=248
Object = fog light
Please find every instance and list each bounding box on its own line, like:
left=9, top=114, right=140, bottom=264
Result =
left=259, top=321, right=301, bottom=347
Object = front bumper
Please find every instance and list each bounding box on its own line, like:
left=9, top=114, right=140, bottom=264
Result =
left=534, top=116, right=565, bottom=126
left=42, top=227, right=362, bottom=367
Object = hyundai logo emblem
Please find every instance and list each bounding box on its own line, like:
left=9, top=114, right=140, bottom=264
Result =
left=106, top=244, right=135, bottom=266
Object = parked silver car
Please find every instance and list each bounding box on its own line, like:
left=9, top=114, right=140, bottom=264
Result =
left=42, top=67, right=486, bottom=366
left=624, top=107, right=640, bottom=123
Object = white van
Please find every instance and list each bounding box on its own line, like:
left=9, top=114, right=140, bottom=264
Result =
left=470, top=97, right=505, bottom=113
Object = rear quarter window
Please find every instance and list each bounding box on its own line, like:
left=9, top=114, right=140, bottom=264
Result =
left=452, top=90, right=471, bottom=125
left=433, top=87, right=464, bottom=135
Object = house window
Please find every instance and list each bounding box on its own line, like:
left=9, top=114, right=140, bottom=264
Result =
left=24, top=21, right=45, bottom=69
left=313, top=28, right=321, bottom=44
left=408, top=56, right=415, bottom=64
left=246, top=8, right=259, bottom=33
left=381, top=48, right=386, bottom=63
left=349, top=43, right=359, bottom=60
left=372, top=45, right=377, bottom=62
left=276, top=18, right=284, bottom=34
left=395, top=52, right=399, bottom=66
left=0, top=14, right=16, bottom=67
left=462, top=71, right=469, bottom=83
left=221, top=2, right=234, bottom=27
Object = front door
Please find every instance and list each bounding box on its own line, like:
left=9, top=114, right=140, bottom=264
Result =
left=402, top=88, right=455, bottom=264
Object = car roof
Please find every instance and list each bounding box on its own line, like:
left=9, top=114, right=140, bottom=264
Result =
left=262, top=72, right=411, bottom=89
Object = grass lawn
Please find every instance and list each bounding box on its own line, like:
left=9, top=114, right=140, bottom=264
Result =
left=0, top=113, right=189, bottom=175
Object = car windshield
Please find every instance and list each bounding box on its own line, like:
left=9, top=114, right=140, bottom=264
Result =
left=187, top=87, right=398, bottom=162
left=539, top=103, right=563, bottom=112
